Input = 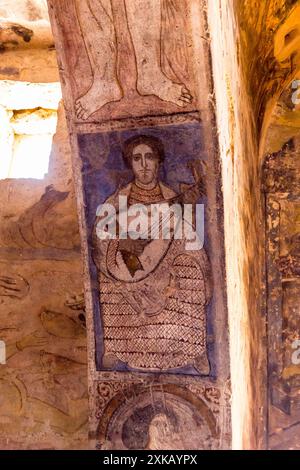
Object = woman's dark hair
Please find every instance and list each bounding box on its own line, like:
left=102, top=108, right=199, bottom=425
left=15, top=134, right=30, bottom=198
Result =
left=122, top=135, right=165, bottom=168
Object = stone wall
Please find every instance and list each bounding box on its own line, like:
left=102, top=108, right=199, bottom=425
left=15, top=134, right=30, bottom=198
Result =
left=0, top=0, right=88, bottom=449
left=0, top=0, right=299, bottom=450
left=208, top=0, right=264, bottom=450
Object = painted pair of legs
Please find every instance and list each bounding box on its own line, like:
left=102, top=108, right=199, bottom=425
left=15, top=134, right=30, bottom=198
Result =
left=75, top=0, right=193, bottom=119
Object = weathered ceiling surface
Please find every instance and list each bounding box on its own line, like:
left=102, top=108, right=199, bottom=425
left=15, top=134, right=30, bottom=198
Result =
left=0, top=0, right=48, bottom=21
left=237, top=0, right=299, bottom=137
left=0, top=0, right=58, bottom=82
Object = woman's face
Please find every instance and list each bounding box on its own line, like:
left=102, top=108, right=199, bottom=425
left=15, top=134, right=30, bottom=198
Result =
left=131, top=144, right=159, bottom=186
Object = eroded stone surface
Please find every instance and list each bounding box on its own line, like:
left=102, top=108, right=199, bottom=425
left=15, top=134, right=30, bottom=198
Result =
left=0, top=101, right=87, bottom=448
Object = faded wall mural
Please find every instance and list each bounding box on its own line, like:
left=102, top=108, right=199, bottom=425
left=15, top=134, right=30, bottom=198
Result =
left=78, top=120, right=213, bottom=375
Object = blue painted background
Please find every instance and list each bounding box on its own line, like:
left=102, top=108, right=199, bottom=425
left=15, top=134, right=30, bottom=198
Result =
left=78, top=120, right=215, bottom=376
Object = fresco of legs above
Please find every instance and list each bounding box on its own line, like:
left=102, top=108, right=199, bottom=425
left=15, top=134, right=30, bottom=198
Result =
left=54, top=0, right=197, bottom=121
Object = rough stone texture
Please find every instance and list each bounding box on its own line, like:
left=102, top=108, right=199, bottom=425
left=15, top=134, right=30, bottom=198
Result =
left=0, top=104, right=89, bottom=449
left=0, top=0, right=88, bottom=448
left=96, top=381, right=225, bottom=450
left=48, top=0, right=200, bottom=122
left=0, top=259, right=87, bottom=449
left=0, top=103, right=88, bottom=449
left=0, top=0, right=299, bottom=450
left=259, top=3, right=300, bottom=451
left=237, top=0, right=299, bottom=137
left=208, top=0, right=300, bottom=450
left=208, top=0, right=265, bottom=450
left=0, top=81, right=62, bottom=179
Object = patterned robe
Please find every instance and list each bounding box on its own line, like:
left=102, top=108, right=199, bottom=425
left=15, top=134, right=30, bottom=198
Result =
left=92, top=181, right=212, bottom=373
